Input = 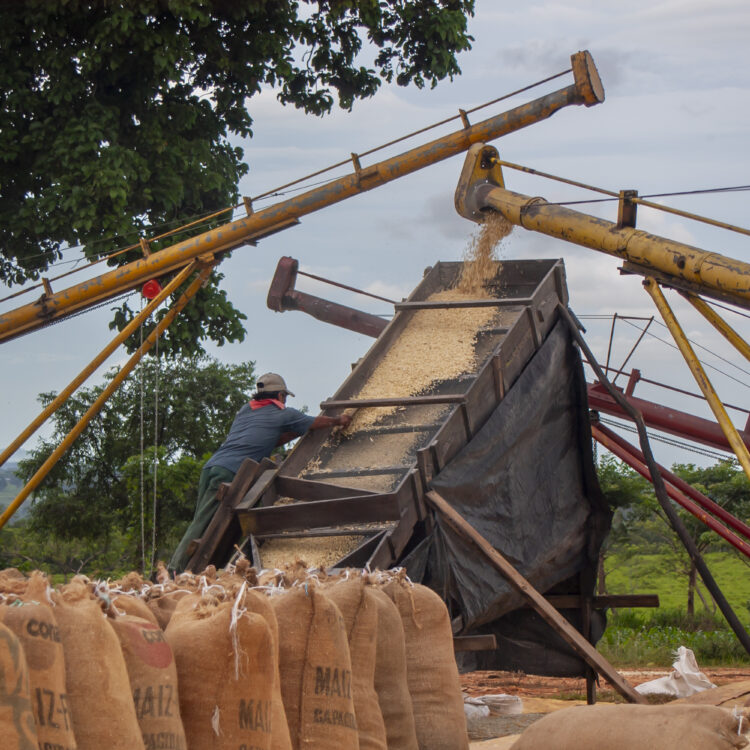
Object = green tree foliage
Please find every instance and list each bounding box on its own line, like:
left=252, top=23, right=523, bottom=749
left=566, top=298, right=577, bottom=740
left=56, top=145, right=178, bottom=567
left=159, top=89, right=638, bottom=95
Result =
left=0, top=0, right=474, bottom=354
left=14, top=355, right=255, bottom=574
left=597, top=453, right=750, bottom=615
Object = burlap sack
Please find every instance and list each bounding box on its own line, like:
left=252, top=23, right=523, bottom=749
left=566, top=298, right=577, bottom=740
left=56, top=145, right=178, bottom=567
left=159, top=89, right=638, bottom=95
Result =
left=110, top=614, right=186, bottom=750
left=325, top=578, right=387, bottom=750
left=147, top=589, right=193, bottom=629
left=112, top=594, right=161, bottom=627
left=166, top=599, right=274, bottom=750
left=368, top=587, right=419, bottom=750
left=169, top=583, right=293, bottom=750
left=510, top=703, right=749, bottom=750
left=271, top=586, right=360, bottom=750
left=382, top=580, right=468, bottom=750
left=0, top=568, right=29, bottom=597
left=241, top=587, right=293, bottom=750
left=0, top=619, right=38, bottom=750
left=1, top=572, right=78, bottom=750
left=52, top=579, right=144, bottom=750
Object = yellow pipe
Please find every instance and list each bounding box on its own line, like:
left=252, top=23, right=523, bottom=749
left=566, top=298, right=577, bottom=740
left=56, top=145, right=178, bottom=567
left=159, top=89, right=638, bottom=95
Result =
left=683, top=293, right=750, bottom=362
left=477, top=186, right=750, bottom=308
left=0, top=264, right=213, bottom=530
left=0, top=51, right=604, bottom=343
left=0, top=262, right=197, bottom=470
left=643, top=278, right=750, bottom=481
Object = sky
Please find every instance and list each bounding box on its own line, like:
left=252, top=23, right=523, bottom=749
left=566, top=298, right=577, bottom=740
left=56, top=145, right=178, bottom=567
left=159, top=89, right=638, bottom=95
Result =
left=2, top=0, right=749, bottom=472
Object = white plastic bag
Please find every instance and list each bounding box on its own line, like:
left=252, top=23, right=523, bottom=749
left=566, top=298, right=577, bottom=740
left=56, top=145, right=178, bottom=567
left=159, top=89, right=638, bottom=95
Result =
left=635, top=646, right=716, bottom=698
left=463, top=698, right=490, bottom=720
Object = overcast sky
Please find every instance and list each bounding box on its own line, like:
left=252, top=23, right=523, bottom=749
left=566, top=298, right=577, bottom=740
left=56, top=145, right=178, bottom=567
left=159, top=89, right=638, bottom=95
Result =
left=2, top=0, right=749, bottom=472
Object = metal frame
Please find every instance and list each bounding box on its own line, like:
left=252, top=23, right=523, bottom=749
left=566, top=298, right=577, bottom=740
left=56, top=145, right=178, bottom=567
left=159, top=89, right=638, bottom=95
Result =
left=0, top=262, right=215, bottom=529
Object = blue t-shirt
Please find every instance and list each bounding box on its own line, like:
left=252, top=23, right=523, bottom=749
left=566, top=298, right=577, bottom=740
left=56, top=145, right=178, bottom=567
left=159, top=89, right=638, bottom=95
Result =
left=204, top=402, right=316, bottom=474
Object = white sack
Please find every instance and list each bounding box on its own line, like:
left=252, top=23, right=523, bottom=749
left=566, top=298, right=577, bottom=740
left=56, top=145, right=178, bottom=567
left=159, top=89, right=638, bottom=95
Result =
left=635, top=646, right=716, bottom=698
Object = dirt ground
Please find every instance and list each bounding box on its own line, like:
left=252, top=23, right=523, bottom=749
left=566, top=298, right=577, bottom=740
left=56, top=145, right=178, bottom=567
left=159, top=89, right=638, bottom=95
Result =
left=461, top=667, right=750, bottom=700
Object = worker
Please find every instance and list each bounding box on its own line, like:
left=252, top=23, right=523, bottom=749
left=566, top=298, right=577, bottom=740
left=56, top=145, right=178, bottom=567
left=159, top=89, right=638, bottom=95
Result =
left=169, top=372, right=351, bottom=573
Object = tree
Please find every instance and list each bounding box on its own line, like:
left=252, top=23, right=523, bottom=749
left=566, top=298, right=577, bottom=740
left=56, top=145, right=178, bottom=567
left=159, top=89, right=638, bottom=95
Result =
left=595, top=453, right=654, bottom=594
left=16, top=355, right=256, bottom=573
left=597, top=452, right=750, bottom=616
left=0, top=1, right=475, bottom=355
left=667, top=462, right=750, bottom=615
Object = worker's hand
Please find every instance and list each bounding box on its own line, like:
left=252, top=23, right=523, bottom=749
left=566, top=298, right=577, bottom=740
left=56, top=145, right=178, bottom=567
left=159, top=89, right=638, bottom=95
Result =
left=337, top=414, right=352, bottom=428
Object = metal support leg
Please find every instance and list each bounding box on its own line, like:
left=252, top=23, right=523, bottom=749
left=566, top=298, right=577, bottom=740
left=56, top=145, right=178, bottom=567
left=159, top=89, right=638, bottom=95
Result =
left=683, top=292, right=750, bottom=362
left=0, top=263, right=214, bottom=530
left=644, top=278, right=750, bottom=482
left=0, top=262, right=197, bottom=470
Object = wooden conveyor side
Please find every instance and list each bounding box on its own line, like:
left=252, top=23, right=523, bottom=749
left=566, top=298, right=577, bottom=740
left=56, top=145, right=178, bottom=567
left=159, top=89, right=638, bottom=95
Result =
left=185, top=259, right=569, bottom=573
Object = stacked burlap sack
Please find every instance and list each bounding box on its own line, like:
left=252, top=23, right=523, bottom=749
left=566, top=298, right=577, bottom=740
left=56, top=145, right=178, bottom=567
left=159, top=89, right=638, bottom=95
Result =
left=0, top=562, right=469, bottom=750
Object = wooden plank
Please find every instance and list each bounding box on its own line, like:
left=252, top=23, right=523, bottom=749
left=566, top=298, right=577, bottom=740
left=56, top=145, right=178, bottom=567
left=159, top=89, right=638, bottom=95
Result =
left=430, top=407, right=471, bottom=471
left=275, top=475, right=375, bottom=500
left=367, top=530, right=395, bottom=570
left=367, top=491, right=419, bottom=569
left=497, top=319, right=536, bottom=390
left=238, top=494, right=401, bottom=536
left=416, top=446, right=435, bottom=488
left=249, top=535, right=261, bottom=568
left=185, top=458, right=262, bottom=572
left=491, top=354, right=506, bottom=400
left=530, top=594, right=660, bottom=609
left=464, top=361, right=500, bottom=434
left=580, top=568, right=596, bottom=705
left=303, top=466, right=409, bottom=480
left=425, top=490, right=646, bottom=704
left=321, top=394, right=465, bottom=409
left=395, top=298, right=534, bottom=310
left=453, top=635, right=497, bottom=652
left=235, top=468, right=278, bottom=511
left=332, top=531, right=387, bottom=569
left=353, top=423, right=442, bottom=436
left=255, top=526, right=392, bottom=539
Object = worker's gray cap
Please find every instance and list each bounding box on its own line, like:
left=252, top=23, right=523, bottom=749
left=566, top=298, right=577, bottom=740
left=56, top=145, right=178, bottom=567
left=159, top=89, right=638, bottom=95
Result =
left=256, top=372, right=295, bottom=397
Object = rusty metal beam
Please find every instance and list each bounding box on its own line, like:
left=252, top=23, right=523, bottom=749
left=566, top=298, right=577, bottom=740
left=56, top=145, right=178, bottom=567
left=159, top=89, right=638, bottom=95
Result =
left=455, top=147, right=750, bottom=310
left=593, top=423, right=750, bottom=558
left=0, top=51, right=604, bottom=343
left=0, top=263, right=214, bottom=530
left=586, top=383, right=750, bottom=454
left=0, top=262, right=197, bottom=470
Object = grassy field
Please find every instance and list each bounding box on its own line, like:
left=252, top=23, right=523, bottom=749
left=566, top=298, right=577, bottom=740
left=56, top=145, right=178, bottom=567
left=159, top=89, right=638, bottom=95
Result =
left=605, top=551, right=750, bottom=623
left=600, top=551, right=750, bottom=666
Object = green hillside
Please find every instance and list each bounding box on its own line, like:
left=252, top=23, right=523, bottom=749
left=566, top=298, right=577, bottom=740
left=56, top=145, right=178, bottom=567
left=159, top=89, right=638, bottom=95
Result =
left=605, top=551, right=750, bottom=625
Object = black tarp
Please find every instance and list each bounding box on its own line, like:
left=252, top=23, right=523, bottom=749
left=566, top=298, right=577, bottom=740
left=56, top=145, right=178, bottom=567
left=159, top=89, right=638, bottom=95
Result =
left=401, top=319, right=611, bottom=676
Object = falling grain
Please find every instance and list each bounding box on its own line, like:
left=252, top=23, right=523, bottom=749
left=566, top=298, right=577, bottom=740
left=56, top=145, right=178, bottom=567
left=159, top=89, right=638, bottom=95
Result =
left=456, top=212, right=513, bottom=294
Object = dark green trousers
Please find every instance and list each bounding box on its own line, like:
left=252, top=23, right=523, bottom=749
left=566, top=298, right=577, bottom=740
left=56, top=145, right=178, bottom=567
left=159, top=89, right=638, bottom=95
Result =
left=169, top=464, right=235, bottom=573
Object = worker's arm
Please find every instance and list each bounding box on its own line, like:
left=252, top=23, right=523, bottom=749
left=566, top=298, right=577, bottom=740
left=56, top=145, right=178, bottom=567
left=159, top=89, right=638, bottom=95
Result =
left=310, top=414, right=352, bottom=430
left=276, top=414, right=351, bottom=446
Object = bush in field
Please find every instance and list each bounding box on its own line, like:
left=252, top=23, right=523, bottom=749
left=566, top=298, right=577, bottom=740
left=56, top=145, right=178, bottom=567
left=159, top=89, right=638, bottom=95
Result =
left=600, top=607, right=750, bottom=667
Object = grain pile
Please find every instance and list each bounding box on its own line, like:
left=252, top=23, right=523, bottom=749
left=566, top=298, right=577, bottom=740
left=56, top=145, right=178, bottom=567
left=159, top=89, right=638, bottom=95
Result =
left=346, top=287, right=498, bottom=433
left=261, top=535, right=364, bottom=570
